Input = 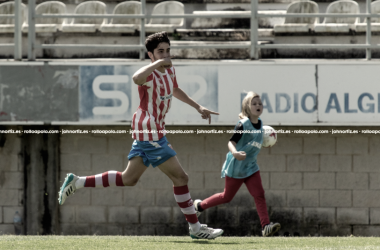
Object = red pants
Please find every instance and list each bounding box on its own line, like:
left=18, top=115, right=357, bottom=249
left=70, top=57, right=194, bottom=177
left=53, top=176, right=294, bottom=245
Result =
left=200, top=171, right=270, bottom=228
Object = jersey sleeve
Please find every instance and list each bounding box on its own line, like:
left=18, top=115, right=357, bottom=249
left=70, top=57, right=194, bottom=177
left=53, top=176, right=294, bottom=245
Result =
left=170, top=67, right=178, bottom=88
left=142, top=73, right=154, bottom=87
left=230, top=122, right=244, bottom=144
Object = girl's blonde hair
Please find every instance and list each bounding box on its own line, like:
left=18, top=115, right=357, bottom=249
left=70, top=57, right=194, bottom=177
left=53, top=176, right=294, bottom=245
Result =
left=239, top=91, right=260, bottom=119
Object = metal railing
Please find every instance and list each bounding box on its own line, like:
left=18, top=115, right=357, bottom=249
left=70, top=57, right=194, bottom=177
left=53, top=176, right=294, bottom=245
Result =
left=0, top=0, right=22, bottom=60
left=9, top=0, right=380, bottom=60
left=27, top=0, right=255, bottom=60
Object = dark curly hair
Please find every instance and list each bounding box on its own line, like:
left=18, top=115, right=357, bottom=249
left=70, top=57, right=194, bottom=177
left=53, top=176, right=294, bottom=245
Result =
left=145, top=31, right=171, bottom=53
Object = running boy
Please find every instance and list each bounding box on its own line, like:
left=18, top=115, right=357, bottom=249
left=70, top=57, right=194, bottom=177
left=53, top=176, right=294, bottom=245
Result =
left=194, top=91, right=281, bottom=237
left=58, top=32, right=224, bottom=239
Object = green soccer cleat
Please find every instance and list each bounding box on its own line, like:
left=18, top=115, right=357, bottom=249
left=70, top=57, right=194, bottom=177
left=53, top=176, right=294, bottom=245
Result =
left=58, top=173, right=79, bottom=205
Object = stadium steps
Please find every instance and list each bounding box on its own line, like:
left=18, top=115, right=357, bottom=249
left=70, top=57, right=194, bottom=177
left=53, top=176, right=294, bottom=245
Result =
left=0, top=0, right=376, bottom=59
left=170, top=40, right=273, bottom=59
left=190, top=10, right=286, bottom=29
left=176, top=28, right=274, bottom=41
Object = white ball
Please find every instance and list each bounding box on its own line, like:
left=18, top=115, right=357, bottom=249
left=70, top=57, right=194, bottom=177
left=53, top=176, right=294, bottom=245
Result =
left=262, top=125, right=277, bottom=148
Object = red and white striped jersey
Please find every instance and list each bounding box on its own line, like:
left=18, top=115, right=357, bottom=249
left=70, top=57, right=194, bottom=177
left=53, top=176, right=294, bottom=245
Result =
left=132, top=66, right=178, bottom=141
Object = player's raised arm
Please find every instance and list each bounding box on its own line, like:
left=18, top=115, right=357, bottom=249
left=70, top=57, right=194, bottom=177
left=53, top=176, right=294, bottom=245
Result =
left=132, top=58, right=172, bottom=85
left=173, top=87, right=219, bottom=124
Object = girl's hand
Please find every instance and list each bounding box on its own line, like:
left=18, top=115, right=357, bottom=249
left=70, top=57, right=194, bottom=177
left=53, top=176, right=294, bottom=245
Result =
left=232, top=151, right=246, bottom=161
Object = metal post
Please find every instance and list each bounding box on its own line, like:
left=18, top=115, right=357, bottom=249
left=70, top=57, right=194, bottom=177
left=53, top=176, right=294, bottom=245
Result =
left=14, top=0, right=22, bottom=60
left=28, top=0, right=36, bottom=61
left=366, top=0, right=371, bottom=60
left=140, top=0, right=146, bottom=60
left=250, top=0, right=259, bottom=59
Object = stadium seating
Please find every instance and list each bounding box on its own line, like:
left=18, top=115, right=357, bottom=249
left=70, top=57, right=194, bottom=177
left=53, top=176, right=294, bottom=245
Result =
left=274, top=1, right=319, bottom=34
left=314, top=0, right=360, bottom=33
left=145, top=1, right=184, bottom=33
left=100, top=1, right=141, bottom=33
left=0, top=0, right=378, bottom=59
left=61, top=1, right=106, bottom=32
left=356, top=0, right=380, bottom=33
left=190, top=10, right=286, bottom=29
left=0, top=1, right=26, bottom=33
left=191, top=11, right=250, bottom=29
left=23, top=1, right=66, bottom=33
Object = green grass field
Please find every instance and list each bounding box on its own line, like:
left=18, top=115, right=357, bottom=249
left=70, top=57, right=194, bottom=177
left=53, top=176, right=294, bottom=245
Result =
left=1, top=236, right=380, bottom=250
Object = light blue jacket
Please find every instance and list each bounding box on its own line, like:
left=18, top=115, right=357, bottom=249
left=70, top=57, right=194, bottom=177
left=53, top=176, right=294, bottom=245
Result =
left=221, top=117, right=263, bottom=179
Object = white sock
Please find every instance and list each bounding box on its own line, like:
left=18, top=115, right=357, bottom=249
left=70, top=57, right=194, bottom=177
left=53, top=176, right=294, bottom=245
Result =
left=189, top=222, right=201, bottom=233
left=75, top=177, right=86, bottom=189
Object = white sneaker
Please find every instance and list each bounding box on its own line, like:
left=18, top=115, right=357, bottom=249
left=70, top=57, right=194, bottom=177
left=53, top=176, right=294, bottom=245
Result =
left=194, top=199, right=202, bottom=217
left=58, top=173, right=79, bottom=205
left=262, top=222, right=281, bottom=237
left=190, top=224, right=223, bottom=239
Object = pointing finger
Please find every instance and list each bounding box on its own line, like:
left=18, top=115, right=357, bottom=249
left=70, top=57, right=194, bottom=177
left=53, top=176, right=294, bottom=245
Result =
left=207, top=110, right=219, bottom=115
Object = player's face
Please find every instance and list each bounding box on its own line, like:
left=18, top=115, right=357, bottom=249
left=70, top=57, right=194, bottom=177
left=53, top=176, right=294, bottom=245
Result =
left=250, top=97, right=263, bottom=117
left=152, top=42, right=170, bottom=61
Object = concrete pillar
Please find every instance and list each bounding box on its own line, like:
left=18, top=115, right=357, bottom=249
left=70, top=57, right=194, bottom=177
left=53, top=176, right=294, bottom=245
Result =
left=23, top=126, right=59, bottom=235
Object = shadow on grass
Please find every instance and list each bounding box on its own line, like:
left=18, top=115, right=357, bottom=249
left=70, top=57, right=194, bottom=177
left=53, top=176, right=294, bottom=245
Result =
left=137, top=240, right=258, bottom=245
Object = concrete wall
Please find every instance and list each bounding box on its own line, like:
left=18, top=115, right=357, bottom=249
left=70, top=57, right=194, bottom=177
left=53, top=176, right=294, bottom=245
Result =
left=23, top=129, right=60, bottom=235
left=1, top=124, right=379, bottom=236
left=0, top=126, right=60, bottom=235
left=0, top=131, right=23, bottom=235
left=58, top=125, right=380, bottom=236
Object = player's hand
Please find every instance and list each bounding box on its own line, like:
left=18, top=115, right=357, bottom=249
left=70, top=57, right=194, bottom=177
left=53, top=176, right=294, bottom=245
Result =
left=159, top=57, right=173, bottom=69
left=232, top=151, right=246, bottom=161
left=197, top=106, right=219, bottom=124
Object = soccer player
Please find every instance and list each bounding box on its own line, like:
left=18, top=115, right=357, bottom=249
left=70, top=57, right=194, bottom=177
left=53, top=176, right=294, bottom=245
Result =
left=193, top=91, right=281, bottom=237
left=58, top=32, right=224, bottom=240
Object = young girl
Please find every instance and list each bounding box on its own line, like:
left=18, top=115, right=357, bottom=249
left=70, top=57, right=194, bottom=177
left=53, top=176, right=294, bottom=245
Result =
left=194, top=91, right=281, bottom=237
